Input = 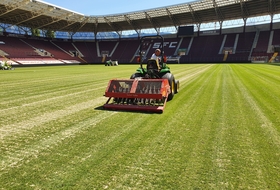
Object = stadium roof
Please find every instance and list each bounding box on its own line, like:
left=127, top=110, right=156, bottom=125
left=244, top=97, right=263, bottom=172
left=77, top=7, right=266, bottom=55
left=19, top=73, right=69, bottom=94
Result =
left=0, top=0, right=279, bottom=35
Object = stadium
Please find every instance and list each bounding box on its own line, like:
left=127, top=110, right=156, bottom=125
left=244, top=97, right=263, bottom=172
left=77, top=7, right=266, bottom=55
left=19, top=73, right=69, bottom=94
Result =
left=0, top=0, right=280, bottom=64
left=1, top=0, right=280, bottom=189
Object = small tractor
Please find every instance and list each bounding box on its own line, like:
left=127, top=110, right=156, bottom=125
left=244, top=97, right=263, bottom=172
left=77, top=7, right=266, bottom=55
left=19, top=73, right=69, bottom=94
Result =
left=0, top=60, right=14, bottom=70
left=105, top=59, right=118, bottom=66
left=103, top=35, right=179, bottom=113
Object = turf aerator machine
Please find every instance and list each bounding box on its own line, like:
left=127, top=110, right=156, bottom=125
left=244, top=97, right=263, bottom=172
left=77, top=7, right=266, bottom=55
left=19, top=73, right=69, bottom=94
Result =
left=103, top=35, right=179, bottom=113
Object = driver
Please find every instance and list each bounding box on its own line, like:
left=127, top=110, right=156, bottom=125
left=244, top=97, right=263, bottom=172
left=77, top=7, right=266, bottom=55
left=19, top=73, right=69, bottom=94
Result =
left=151, top=49, right=161, bottom=61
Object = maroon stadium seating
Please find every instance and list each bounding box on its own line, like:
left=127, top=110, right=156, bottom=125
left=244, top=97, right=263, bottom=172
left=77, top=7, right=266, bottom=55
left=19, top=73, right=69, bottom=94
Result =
left=0, top=28, right=276, bottom=65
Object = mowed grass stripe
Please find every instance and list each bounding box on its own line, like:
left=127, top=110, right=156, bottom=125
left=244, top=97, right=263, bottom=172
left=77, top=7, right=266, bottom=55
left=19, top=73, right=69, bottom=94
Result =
left=50, top=113, right=174, bottom=189
left=0, top=86, right=107, bottom=127
left=232, top=65, right=280, bottom=146
left=0, top=97, right=106, bottom=140
left=206, top=65, right=268, bottom=189
left=233, top=64, right=280, bottom=130
left=226, top=64, right=279, bottom=188
left=1, top=112, right=171, bottom=188
left=0, top=97, right=110, bottom=165
left=0, top=84, right=106, bottom=113
left=231, top=65, right=280, bottom=187
left=0, top=66, right=110, bottom=104
left=0, top=64, right=280, bottom=189
left=166, top=64, right=229, bottom=188
left=164, top=64, right=279, bottom=189
left=0, top=66, right=112, bottom=126
left=0, top=110, right=117, bottom=172
left=169, top=64, right=215, bottom=86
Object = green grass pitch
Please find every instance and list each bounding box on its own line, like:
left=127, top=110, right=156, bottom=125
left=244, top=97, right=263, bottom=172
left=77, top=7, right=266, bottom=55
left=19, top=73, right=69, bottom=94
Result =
left=0, top=64, right=280, bottom=189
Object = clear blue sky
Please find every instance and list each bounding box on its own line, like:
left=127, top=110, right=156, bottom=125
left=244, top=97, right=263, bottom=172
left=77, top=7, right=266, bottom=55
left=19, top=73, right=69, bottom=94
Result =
left=41, top=0, right=194, bottom=15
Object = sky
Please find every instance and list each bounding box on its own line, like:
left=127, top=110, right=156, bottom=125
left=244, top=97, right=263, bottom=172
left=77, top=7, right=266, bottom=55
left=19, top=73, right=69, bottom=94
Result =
left=40, top=0, right=195, bottom=16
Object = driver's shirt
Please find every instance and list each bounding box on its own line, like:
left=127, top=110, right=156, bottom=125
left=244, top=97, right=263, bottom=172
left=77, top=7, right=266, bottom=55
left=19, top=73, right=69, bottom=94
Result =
left=151, top=53, right=161, bottom=61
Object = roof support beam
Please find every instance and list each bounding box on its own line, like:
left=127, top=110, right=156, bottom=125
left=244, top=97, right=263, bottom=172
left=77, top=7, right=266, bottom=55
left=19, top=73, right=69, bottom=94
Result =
left=165, top=8, right=180, bottom=30
left=14, top=7, right=54, bottom=26
left=145, top=12, right=160, bottom=34
left=239, top=0, right=250, bottom=33
left=37, top=13, right=74, bottom=29
left=57, top=20, right=78, bottom=31
left=212, top=0, right=224, bottom=22
left=58, top=16, right=89, bottom=35
left=124, top=15, right=141, bottom=35
left=269, top=0, right=276, bottom=30
left=93, top=17, right=98, bottom=38
left=104, top=17, right=121, bottom=36
left=212, top=0, right=224, bottom=33
left=0, top=0, right=30, bottom=17
left=70, top=16, right=89, bottom=34
left=188, top=4, right=201, bottom=23
left=2, top=12, right=35, bottom=25
left=188, top=4, right=201, bottom=33
left=240, top=0, right=250, bottom=19
left=269, top=0, right=276, bottom=15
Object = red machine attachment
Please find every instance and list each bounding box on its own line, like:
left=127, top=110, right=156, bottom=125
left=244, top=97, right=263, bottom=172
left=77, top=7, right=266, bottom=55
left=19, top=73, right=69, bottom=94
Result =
left=103, top=79, right=170, bottom=113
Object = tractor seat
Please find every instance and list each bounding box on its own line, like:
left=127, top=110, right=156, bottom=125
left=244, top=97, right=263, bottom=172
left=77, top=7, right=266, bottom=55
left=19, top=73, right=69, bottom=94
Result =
left=146, top=59, right=161, bottom=71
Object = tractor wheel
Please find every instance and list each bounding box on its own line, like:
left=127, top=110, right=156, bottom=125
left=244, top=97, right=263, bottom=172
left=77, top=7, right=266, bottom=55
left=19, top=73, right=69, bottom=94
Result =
left=130, top=73, right=143, bottom=79
left=162, top=72, right=175, bottom=101
left=174, top=80, right=179, bottom=94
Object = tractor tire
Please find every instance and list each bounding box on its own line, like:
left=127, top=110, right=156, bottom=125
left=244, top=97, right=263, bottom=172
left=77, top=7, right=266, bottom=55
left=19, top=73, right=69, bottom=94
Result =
left=162, top=72, right=175, bottom=101
left=174, top=80, right=179, bottom=94
left=130, top=73, right=143, bottom=79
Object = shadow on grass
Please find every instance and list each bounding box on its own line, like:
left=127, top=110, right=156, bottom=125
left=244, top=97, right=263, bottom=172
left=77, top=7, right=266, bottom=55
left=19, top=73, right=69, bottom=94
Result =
left=269, top=63, right=280, bottom=66
left=94, top=105, right=162, bottom=114
left=94, top=105, right=105, bottom=111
